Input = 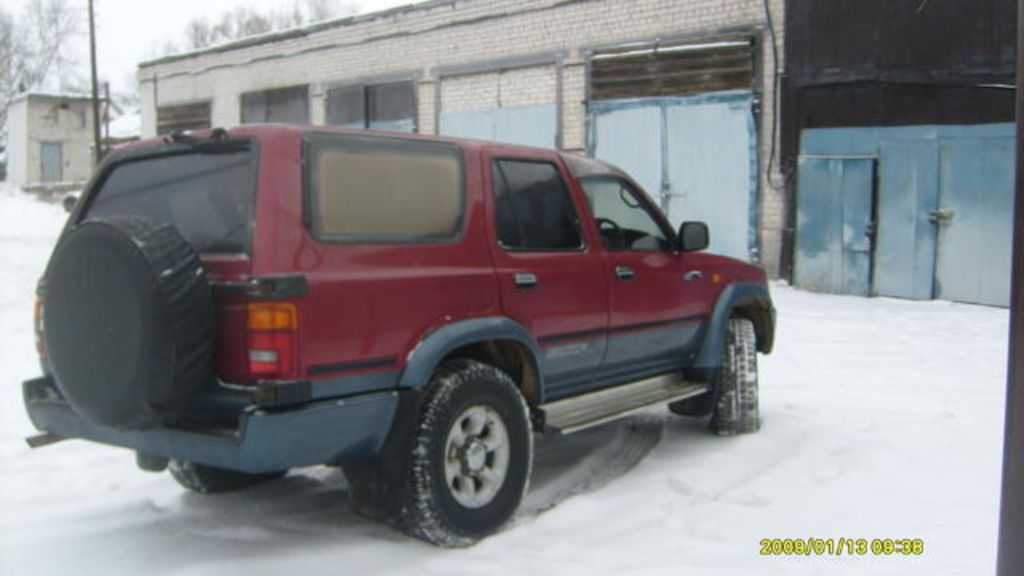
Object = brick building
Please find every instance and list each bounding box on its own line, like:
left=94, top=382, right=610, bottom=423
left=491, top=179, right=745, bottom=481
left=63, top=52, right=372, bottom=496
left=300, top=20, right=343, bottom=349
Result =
left=138, top=0, right=786, bottom=274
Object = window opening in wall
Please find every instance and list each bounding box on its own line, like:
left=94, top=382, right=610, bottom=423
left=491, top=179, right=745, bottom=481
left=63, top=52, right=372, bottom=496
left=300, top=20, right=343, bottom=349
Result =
left=325, top=81, right=415, bottom=132
left=240, top=85, right=310, bottom=124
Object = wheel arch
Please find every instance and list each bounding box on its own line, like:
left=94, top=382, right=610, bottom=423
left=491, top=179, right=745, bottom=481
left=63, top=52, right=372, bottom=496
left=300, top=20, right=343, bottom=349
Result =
left=689, top=282, right=775, bottom=380
left=398, top=317, right=546, bottom=406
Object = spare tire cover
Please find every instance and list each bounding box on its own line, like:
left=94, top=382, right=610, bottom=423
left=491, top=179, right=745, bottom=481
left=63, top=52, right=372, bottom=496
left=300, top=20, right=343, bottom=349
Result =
left=44, top=215, right=216, bottom=429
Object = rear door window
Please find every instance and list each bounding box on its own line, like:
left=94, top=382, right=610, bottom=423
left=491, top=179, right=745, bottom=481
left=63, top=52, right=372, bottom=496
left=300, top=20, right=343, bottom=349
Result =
left=306, top=133, right=464, bottom=242
left=86, top=147, right=257, bottom=253
left=492, top=159, right=583, bottom=251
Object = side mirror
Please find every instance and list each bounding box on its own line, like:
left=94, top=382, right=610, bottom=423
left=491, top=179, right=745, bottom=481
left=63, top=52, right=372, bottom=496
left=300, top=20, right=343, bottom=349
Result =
left=679, top=221, right=709, bottom=252
left=62, top=194, right=78, bottom=214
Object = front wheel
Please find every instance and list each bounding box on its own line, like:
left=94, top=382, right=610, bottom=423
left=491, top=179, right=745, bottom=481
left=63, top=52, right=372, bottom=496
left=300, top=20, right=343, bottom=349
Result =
left=710, top=317, right=761, bottom=436
left=398, top=359, right=532, bottom=548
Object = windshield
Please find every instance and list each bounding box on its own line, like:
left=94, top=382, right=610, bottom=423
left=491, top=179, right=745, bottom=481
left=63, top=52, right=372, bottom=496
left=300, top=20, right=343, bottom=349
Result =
left=85, top=147, right=257, bottom=253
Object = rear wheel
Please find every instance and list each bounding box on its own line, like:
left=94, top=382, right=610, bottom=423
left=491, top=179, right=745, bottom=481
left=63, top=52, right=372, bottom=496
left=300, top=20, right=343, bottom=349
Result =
left=397, top=359, right=532, bottom=548
left=710, top=317, right=760, bottom=436
left=168, top=460, right=287, bottom=494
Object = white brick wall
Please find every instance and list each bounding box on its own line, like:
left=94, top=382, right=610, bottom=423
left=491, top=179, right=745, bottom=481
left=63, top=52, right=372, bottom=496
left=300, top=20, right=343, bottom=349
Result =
left=440, top=72, right=500, bottom=113
left=139, top=0, right=787, bottom=273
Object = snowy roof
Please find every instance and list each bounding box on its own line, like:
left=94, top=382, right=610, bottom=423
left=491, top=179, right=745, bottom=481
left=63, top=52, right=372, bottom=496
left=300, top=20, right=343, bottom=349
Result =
left=139, top=0, right=443, bottom=68
left=11, top=91, right=94, bottom=104
left=107, top=110, right=141, bottom=139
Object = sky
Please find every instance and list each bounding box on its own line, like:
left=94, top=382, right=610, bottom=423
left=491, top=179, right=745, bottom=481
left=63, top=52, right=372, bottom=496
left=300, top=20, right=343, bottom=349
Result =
left=8, top=0, right=418, bottom=98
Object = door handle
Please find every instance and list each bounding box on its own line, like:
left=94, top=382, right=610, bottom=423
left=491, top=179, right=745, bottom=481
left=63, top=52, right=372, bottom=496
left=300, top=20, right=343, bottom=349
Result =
left=683, top=270, right=704, bottom=282
left=514, top=272, right=538, bottom=289
left=615, top=266, right=635, bottom=281
left=929, top=209, right=955, bottom=225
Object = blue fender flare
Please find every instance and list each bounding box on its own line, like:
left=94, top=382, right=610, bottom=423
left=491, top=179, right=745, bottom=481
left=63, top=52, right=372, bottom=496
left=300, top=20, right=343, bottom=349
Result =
left=690, top=282, right=775, bottom=380
left=397, top=316, right=545, bottom=398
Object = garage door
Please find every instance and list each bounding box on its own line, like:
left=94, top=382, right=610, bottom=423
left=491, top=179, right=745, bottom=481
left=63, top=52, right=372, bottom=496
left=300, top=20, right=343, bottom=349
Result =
left=797, top=127, right=1015, bottom=306
left=588, top=37, right=757, bottom=261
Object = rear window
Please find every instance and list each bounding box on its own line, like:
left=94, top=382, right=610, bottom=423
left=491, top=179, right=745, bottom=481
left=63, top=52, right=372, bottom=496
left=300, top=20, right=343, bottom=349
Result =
left=86, top=148, right=256, bottom=253
left=307, top=133, right=464, bottom=242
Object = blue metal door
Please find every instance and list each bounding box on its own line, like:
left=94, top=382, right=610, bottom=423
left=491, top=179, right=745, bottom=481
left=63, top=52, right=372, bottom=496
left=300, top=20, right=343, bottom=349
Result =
left=590, top=103, right=662, bottom=198
left=874, top=140, right=940, bottom=300
left=590, top=91, right=756, bottom=262
left=665, top=94, right=755, bottom=260
left=935, top=138, right=1015, bottom=306
left=41, top=142, right=62, bottom=183
left=439, top=104, right=557, bottom=148
left=795, top=157, right=875, bottom=296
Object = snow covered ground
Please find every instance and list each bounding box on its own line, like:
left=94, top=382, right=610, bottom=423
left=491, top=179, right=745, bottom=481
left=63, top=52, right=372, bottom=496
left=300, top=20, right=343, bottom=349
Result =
left=0, top=186, right=1009, bottom=575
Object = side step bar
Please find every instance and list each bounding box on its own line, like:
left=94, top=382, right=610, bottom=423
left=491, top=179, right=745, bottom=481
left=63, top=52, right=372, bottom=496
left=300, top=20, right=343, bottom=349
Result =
left=539, top=374, right=710, bottom=434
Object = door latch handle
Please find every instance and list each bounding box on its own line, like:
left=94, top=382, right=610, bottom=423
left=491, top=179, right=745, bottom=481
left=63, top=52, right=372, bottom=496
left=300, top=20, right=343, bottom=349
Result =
left=615, top=266, right=636, bottom=281
left=929, top=209, right=955, bottom=224
left=683, top=270, right=704, bottom=282
left=514, top=272, right=538, bottom=289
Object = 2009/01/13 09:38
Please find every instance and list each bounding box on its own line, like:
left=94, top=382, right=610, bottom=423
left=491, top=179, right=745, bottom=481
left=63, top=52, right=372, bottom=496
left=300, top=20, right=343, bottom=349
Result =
left=759, top=538, right=925, bottom=556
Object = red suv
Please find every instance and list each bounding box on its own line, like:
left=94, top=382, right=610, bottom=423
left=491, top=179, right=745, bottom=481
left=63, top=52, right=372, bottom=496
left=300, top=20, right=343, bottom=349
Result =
left=24, top=125, right=774, bottom=547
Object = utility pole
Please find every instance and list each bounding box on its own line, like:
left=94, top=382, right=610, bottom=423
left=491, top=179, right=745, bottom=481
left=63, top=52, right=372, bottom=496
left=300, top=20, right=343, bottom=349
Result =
left=995, top=0, right=1024, bottom=572
left=103, top=82, right=110, bottom=146
left=87, top=0, right=102, bottom=165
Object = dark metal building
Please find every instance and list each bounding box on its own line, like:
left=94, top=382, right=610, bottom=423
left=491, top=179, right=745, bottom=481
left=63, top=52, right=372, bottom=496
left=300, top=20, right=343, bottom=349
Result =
left=782, top=0, right=1017, bottom=306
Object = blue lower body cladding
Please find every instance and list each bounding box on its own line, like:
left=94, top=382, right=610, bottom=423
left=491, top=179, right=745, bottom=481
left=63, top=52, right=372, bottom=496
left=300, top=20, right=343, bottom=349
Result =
left=22, top=376, right=399, bottom=474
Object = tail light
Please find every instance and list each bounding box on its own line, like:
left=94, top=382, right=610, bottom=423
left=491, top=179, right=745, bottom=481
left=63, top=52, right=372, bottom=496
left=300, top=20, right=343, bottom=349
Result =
left=33, top=296, right=46, bottom=358
left=246, top=301, right=298, bottom=379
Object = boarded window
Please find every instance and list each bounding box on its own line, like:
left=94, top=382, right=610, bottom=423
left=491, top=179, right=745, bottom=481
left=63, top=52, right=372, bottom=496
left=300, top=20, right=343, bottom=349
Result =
left=308, top=134, right=462, bottom=241
left=325, top=81, right=416, bottom=132
left=590, top=38, right=753, bottom=100
left=493, top=159, right=582, bottom=251
left=240, top=85, right=309, bottom=124
left=156, top=102, right=211, bottom=135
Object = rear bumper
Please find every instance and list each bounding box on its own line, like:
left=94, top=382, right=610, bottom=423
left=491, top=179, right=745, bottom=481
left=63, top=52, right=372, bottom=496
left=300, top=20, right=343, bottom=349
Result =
left=22, top=376, right=398, bottom=473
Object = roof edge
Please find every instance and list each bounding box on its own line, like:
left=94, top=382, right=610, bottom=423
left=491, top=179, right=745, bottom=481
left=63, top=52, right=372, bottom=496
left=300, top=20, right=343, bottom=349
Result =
left=138, top=0, right=455, bottom=70
left=11, top=91, right=94, bottom=104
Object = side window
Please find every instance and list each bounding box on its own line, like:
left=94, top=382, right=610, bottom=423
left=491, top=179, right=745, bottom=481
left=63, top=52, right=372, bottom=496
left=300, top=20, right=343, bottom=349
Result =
left=492, top=159, right=583, bottom=251
left=307, top=134, right=463, bottom=242
left=580, top=177, right=671, bottom=252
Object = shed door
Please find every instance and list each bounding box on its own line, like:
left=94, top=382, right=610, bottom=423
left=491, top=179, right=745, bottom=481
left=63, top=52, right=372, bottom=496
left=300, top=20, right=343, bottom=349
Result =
left=795, top=157, right=875, bottom=296
left=935, top=138, right=1015, bottom=306
left=41, top=142, right=63, bottom=182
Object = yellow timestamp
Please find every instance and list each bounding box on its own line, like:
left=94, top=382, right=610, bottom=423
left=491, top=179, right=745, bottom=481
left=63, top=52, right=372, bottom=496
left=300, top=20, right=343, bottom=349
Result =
left=759, top=538, right=925, bottom=556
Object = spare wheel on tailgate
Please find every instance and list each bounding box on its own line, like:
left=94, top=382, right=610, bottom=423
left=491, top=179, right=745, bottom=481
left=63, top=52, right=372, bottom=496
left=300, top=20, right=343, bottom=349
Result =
left=44, top=215, right=216, bottom=429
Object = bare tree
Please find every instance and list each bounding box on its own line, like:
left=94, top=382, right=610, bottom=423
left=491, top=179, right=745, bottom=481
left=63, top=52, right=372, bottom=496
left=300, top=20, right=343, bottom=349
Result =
left=176, top=0, right=358, bottom=52
left=0, top=0, right=82, bottom=155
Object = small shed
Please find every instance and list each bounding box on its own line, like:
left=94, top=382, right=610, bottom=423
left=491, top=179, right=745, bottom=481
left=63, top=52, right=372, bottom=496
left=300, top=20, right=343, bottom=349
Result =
left=5, top=92, right=95, bottom=191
